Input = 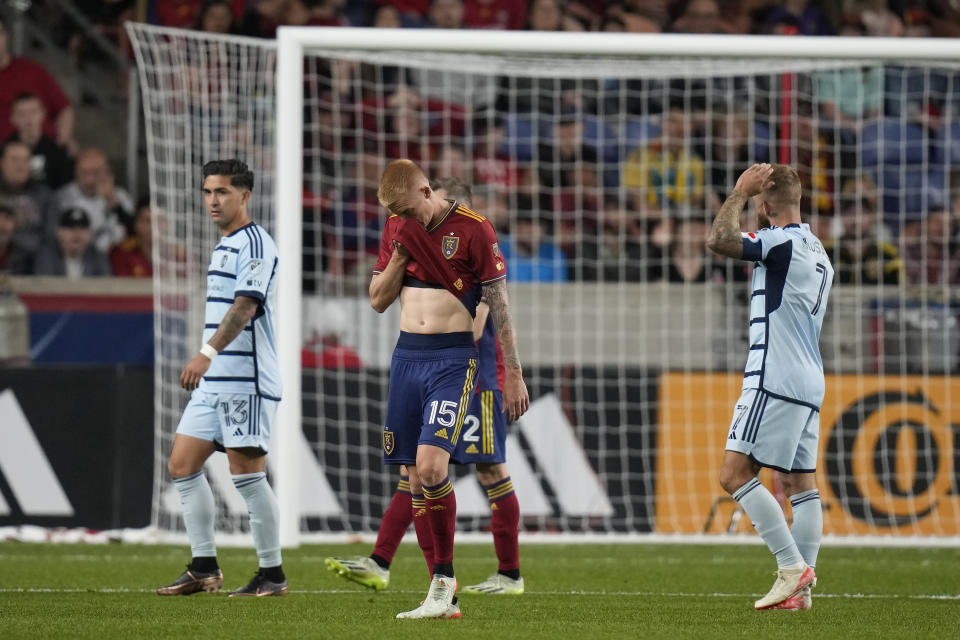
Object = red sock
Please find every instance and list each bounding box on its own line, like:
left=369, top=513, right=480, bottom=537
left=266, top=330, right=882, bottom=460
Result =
left=372, top=478, right=413, bottom=565
left=411, top=493, right=434, bottom=578
left=485, top=477, right=520, bottom=572
left=422, top=477, right=457, bottom=572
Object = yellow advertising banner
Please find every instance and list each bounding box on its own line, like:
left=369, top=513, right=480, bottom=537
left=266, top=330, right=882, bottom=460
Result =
left=656, top=373, right=960, bottom=536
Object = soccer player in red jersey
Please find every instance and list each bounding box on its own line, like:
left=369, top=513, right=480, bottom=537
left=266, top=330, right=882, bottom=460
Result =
left=367, top=160, right=528, bottom=619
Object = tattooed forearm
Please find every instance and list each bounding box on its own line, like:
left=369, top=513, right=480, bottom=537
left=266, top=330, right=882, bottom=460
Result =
left=707, top=190, right=748, bottom=258
left=482, top=280, right=522, bottom=371
left=208, top=297, right=258, bottom=350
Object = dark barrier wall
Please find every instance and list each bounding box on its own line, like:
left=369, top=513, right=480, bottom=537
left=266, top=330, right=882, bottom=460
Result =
left=0, top=366, right=153, bottom=529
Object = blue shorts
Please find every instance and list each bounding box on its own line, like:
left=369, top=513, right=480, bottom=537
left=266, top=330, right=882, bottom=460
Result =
left=452, top=389, right=507, bottom=465
left=382, top=332, right=478, bottom=465
left=176, top=389, right=276, bottom=453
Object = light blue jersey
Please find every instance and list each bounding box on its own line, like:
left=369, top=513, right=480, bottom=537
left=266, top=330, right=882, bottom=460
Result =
left=740, top=223, right=833, bottom=409
left=200, top=222, right=281, bottom=401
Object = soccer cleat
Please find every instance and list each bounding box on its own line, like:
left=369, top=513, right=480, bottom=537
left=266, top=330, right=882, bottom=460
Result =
left=770, top=584, right=812, bottom=610
left=396, top=575, right=458, bottom=619
left=440, top=597, right=462, bottom=619
left=156, top=567, right=223, bottom=595
left=755, top=565, right=816, bottom=610
left=324, top=556, right=389, bottom=591
left=227, top=571, right=288, bottom=597
left=462, top=573, right=525, bottom=595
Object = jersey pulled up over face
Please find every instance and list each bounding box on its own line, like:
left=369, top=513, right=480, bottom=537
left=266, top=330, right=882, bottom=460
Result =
left=373, top=200, right=506, bottom=317
left=200, top=222, right=281, bottom=400
left=740, top=223, right=833, bottom=408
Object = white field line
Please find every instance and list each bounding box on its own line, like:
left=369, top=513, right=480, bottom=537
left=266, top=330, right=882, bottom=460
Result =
left=0, top=587, right=957, bottom=600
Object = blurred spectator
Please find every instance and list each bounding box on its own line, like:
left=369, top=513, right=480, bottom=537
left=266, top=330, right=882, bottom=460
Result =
left=527, top=0, right=565, bottom=31
left=146, top=0, right=245, bottom=28
left=848, top=0, right=904, bottom=37
left=902, top=210, right=960, bottom=286
left=824, top=193, right=902, bottom=285
left=376, top=0, right=430, bottom=22
left=670, top=0, right=725, bottom=34
left=652, top=216, right=747, bottom=283
left=6, top=92, right=73, bottom=190
left=708, top=112, right=751, bottom=204
left=927, top=0, right=960, bottom=37
left=538, top=110, right=599, bottom=189
left=427, top=0, right=464, bottom=28
left=56, top=148, right=133, bottom=253
left=432, top=144, right=471, bottom=182
left=759, top=0, right=833, bottom=35
left=0, top=140, right=57, bottom=252
left=463, top=0, right=528, bottom=30
left=622, top=108, right=707, bottom=218
left=902, top=6, right=933, bottom=39
left=110, top=201, right=153, bottom=277
left=322, top=149, right=383, bottom=276
left=579, top=196, right=652, bottom=282
left=471, top=113, right=521, bottom=194
left=33, top=207, right=112, bottom=278
left=497, top=201, right=568, bottom=282
left=371, top=3, right=403, bottom=26
left=0, top=203, right=31, bottom=274
left=620, top=0, right=668, bottom=31
left=0, top=17, right=75, bottom=153
left=195, top=0, right=238, bottom=33
left=469, top=183, right=509, bottom=232
left=285, top=0, right=349, bottom=27
left=815, top=63, right=883, bottom=134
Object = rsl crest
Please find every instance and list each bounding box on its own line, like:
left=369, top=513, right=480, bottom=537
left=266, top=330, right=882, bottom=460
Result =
left=442, top=235, right=460, bottom=259
left=382, top=429, right=395, bottom=455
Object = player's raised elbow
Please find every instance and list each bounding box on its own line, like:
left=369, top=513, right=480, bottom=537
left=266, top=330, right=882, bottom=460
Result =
left=370, top=295, right=391, bottom=313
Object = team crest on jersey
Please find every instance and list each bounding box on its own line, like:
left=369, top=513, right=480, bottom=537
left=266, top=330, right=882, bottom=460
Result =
left=442, top=236, right=460, bottom=259
left=382, top=430, right=395, bottom=454
left=492, top=242, right=500, bottom=257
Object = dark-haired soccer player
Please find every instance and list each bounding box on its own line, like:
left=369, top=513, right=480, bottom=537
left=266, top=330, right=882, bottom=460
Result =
left=325, top=177, right=523, bottom=599
left=369, top=160, right=528, bottom=619
left=157, top=159, right=286, bottom=598
left=708, top=163, right=833, bottom=611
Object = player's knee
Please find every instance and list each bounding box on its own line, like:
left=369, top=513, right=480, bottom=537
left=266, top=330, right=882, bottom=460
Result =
left=168, top=457, right=194, bottom=479
left=475, top=463, right=508, bottom=486
left=718, top=467, right=744, bottom=495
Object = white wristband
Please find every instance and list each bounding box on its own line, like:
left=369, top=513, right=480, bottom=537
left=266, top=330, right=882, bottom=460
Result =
left=199, top=343, right=218, bottom=360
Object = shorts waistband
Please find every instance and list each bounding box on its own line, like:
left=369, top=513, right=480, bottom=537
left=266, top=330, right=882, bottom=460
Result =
left=395, top=331, right=476, bottom=354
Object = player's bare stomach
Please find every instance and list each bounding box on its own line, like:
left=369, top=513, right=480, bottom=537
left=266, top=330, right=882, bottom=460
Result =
left=398, top=287, right=472, bottom=334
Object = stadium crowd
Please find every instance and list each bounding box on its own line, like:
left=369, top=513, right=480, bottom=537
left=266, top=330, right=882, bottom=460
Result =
left=2, top=1, right=960, bottom=287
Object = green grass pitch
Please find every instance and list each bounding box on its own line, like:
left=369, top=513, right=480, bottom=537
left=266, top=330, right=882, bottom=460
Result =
left=1, top=541, right=957, bottom=639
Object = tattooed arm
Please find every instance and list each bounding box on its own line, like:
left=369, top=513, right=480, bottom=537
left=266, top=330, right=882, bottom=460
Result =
left=180, top=296, right=260, bottom=391
left=707, top=163, right=775, bottom=259
left=482, top=279, right=530, bottom=420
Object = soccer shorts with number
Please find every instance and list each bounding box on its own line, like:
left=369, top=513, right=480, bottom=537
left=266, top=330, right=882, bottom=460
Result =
left=176, top=389, right=277, bottom=453
left=724, top=388, right=819, bottom=473
left=452, top=389, right=506, bottom=465
left=382, top=331, right=478, bottom=465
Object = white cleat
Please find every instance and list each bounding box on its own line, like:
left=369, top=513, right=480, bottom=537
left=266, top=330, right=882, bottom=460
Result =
left=755, top=565, right=816, bottom=610
left=770, top=584, right=812, bottom=610
left=324, top=556, right=389, bottom=591
left=462, top=573, right=525, bottom=595
left=396, top=575, right=458, bottom=619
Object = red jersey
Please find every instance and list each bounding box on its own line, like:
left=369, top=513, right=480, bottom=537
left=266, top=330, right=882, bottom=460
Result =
left=0, top=58, right=71, bottom=142
left=110, top=238, right=153, bottom=277
left=373, top=201, right=506, bottom=315
left=463, top=0, right=528, bottom=30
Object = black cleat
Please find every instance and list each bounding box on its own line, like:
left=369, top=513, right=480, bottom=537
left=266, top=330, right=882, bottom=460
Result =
left=157, top=567, right=223, bottom=595
left=227, top=571, right=288, bottom=597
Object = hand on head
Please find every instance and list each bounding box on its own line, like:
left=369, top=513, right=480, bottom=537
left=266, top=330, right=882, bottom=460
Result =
left=734, top=163, right=776, bottom=199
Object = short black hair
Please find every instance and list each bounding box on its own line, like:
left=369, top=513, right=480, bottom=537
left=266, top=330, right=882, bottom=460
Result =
left=0, top=202, right=15, bottom=218
left=12, top=92, right=40, bottom=106
left=429, top=176, right=472, bottom=206
left=201, top=159, right=253, bottom=191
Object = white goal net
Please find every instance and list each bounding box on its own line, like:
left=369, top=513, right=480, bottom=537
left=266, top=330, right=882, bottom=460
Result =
left=128, top=23, right=960, bottom=543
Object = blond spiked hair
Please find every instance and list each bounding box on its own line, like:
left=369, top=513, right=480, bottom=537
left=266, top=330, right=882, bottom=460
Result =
left=764, top=164, right=802, bottom=206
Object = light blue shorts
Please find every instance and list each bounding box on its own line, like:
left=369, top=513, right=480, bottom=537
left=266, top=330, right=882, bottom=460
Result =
left=176, top=389, right=277, bottom=453
left=724, top=388, right=819, bottom=473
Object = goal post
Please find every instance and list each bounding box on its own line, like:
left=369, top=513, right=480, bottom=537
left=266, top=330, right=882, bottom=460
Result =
left=129, top=21, right=960, bottom=547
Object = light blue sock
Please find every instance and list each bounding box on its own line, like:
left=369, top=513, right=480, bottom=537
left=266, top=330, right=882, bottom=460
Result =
left=733, top=478, right=804, bottom=568
left=789, top=489, right=822, bottom=569
left=174, top=470, right=216, bottom=558
left=232, top=472, right=282, bottom=568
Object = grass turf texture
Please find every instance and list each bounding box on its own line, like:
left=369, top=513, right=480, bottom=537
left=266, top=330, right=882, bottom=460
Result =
left=1, top=542, right=957, bottom=639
